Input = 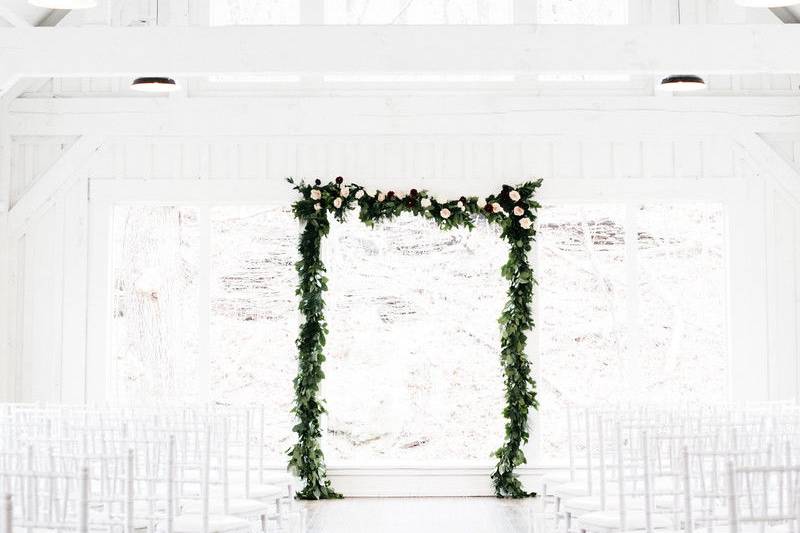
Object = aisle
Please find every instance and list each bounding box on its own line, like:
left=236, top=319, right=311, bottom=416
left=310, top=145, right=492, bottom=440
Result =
left=301, top=497, right=543, bottom=533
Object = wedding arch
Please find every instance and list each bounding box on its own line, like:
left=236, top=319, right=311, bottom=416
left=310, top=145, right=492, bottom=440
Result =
left=286, top=177, right=543, bottom=499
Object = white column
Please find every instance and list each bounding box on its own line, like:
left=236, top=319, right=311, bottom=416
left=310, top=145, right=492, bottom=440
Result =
left=0, top=212, right=9, bottom=401
left=85, top=198, right=113, bottom=403
left=727, top=177, right=770, bottom=402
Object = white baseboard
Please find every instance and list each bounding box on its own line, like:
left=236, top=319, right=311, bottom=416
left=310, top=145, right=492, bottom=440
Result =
left=324, top=465, right=550, bottom=497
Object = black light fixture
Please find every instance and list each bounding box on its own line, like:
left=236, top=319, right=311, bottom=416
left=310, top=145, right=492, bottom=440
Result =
left=131, top=77, right=179, bottom=93
left=658, top=74, right=707, bottom=92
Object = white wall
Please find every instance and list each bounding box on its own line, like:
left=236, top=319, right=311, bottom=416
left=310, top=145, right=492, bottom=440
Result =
left=3, top=130, right=798, bottom=404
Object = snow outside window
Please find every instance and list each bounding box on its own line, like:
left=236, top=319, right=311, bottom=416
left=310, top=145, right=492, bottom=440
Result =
left=110, top=203, right=727, bottom=464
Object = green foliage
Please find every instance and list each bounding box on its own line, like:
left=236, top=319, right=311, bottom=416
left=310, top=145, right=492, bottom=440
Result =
left=286, top=177, right=542, bottom=499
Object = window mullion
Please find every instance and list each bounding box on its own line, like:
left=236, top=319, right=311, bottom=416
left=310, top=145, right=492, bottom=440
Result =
left=625, top=202, right=641, bottom=374
left=198, top=205, right=211, bottom=402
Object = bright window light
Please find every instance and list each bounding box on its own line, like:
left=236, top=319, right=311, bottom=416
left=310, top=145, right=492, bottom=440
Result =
left=111, top=202, right=727, bottom=465
left=537, top=0, right=628, bottom=24
left=209, top=0, right=299, bottom=25
left=324, top=0, right=513, bottom=24
left=324, top=74, right=515, bottom=83
left=537, top=203, right=727, bottom=463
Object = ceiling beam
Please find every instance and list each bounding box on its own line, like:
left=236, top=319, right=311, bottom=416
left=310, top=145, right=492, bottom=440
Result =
left=1, top=25, right=800, bottom=91
left=769, top=6, right=800, bottom=23
left=738, top=132, right=800, bottom=204
left=8, top=96, right=800, bottom=137
left=8, top=135, right=103, bottom=229
left=37, top=9, right=71, bottom=27
left=0, top=6, right=31, bottom=27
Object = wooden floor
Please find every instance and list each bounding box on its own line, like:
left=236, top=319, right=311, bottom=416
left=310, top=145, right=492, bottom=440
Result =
left=299, top=497, right=544, bottom=533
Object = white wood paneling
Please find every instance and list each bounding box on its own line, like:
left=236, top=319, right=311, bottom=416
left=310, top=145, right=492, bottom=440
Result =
left=9, top=136, right=77, bottom=207
left=84, top=137, right=744, bottom=183
left=766, top=190, right=799, bottom=401
left=11, top=97, right=800, bottom=137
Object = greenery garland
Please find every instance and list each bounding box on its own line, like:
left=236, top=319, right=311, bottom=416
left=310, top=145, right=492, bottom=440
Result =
left=287, top=176, right=543, bottom=499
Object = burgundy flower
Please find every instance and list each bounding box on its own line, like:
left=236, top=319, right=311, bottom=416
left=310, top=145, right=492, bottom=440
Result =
left=314, top=179, right=321, bottom=186
left=484, top=204, right=494, bottom=213
left=459, top=196, right=467, bottom=204
left=387, top=191, right=395, bottom=199
left=405, top=198, right=414, bottom=208
left=335, top=176, right=344, bottom=184
left=410, top=189, right=418, bottom=197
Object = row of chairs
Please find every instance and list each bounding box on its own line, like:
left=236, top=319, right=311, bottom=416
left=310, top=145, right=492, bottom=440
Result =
left=0, top=404, right=305, bottom=533
left=543, top=404, right=800, bottom=533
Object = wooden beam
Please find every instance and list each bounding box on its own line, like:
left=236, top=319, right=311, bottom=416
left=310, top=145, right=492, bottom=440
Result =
left=8, top=135, right=103, bottom=229
left=738, top=132, right=800, bottom=204
left=0, top=6, right=31, bottom=28
left=89, top=177, right=745, bottom=204
left=9, top=96, right=800, bottom=137
left=1, top=25, right=800, bottom=88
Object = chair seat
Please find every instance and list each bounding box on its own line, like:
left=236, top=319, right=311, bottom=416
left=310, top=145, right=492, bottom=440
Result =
left=171, top=514, right=251, bottom=533
left=543, top=471, right=585, bottom=485
left=553, top=481, right=591, bottom=497
left=258, top=473, right=294, bottom=487
left=563, top=495, right=625, bottom=514
left=576, top=510, right=671, bottom=532
left=693, top=524, right=791, bottom=533
left=182, top=498, right=270, bottom=516
left=229, top=483, right=283, bottom=500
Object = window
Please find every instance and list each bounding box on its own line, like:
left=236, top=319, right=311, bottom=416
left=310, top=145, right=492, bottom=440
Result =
left=537, top=203, right=727, bottom=463
left=210, top=0, right=299, bottom=25
left=324, top=0, right=512, bottom=24
left=537, top=0, right=628, bottom=24
left=110, top=202, right=728, bottom=465
left=322, top=214, right=507, bottom=463
left=111, top=206, right=202, bottom=403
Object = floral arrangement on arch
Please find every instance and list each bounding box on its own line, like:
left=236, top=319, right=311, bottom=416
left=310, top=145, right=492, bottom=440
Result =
left=287, top=176, right=543, bottom=500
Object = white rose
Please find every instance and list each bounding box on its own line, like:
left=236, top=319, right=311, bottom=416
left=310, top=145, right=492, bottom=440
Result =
left=314, top=203, right=321, bottom=211
left=435, top=196, right=447, bottom=204
left=491, top=202, right=502, bottom=213
left=457, top=201, right=464, bottom=210
left=355, top=189, right=365, bottom=199
left=420, top=198, right=432, bottom=208
left=333, top=197, right=343, bottom=208
left=440, top=208, right=451, bottom=219
left=513, top=206, right=524, bottom=216
left=509, top=190, right=521, bottom=202
left=519, top=217, right=532, bottom=229
left=310, top=189, right=321, bottom=200
left=377, top=192, right=386, bottom=202
left=477, top=198, right=487, bottom=208
left=340, top=186, right=350, bottom=198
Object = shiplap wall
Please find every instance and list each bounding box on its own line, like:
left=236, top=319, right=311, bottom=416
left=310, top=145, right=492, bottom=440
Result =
left=2, top=133, right=799, bottom=403
left=79, top=137, right=741, bottom=182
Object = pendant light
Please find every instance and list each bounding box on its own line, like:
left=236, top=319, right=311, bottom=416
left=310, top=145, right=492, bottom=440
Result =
left=656, top=4, right=707, bottom=93
left=131, top=77, right=180, bottom=93
left=28, top=0, right=96, bottom=7
left=130, top=2, right=178, bottom=93
left=658, top=74, right=707, bottom=92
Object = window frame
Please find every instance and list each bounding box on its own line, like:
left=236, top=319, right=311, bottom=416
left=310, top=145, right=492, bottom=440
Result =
left=87, top=176, right=743, bottom=471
